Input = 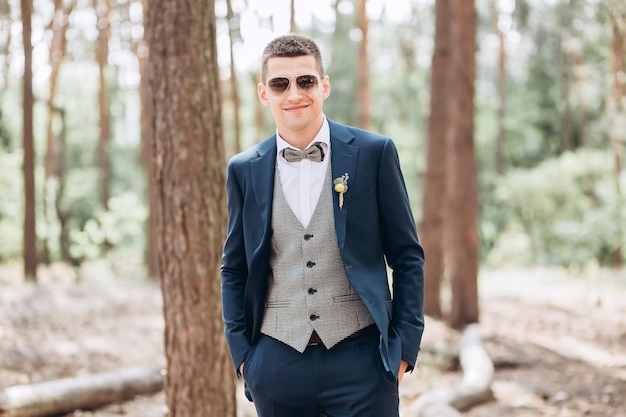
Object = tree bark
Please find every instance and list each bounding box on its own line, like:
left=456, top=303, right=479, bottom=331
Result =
left=49, top=107, right=78, bottom=268
left=43, top=0, right=74, bottom=264
left=420, top=0, right=451, bottom=319
left=136, top=0, right=158, bottom=279
left=445, top=0, right=479, bottom=330
left=560, top=38, right=573, bottom=151
left=0, top=365, right=163, bottom=417
left=490, top=0, right=507, bottom=175
left=148, top=0, right=236, bottom=415
left=21, top=0, right=37, bottom=282
left=572, top=50, right=588, bottom=147
left=226, top=0, right=242, bottom=154
left=290, top=0, right=296, bottom=33
left=96, top=0, right=112, bottom=250
left=609, top=7, right=624, bottom=267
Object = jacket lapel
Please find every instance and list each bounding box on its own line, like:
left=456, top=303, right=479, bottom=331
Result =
left=329, top=121, right=358, bottom=253
left=250, top=137, right=277, bottom=240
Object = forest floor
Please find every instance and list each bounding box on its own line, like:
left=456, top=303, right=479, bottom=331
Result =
left=0, top=261, right=625, bottom=417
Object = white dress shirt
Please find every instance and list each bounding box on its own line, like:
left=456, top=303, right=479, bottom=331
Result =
left=276, top=117, right=331, bottom=228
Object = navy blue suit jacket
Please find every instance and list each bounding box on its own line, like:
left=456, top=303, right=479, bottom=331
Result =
left=221, top=119, right=425, bottom=380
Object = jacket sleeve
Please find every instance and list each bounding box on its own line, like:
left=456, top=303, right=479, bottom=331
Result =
left=378, top=138, right=425, bottom=371
left=221, top=159, right=252, bottom=375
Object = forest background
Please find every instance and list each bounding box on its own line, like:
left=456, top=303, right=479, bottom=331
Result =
left=1, top=0, right=624, bottom=276
left=0, top=0, right=625, bottom=415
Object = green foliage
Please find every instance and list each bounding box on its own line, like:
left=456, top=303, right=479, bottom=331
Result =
left=0, top=152, right=23, bottom=260
left=0, top=105, right=11, bottom=150
left=0, top=61, right=148, bottom=264
left=484, top=149, right=624, bottom=268
left=69, top=191, right=147, bottom=261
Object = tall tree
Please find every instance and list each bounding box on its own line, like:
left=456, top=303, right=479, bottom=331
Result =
left=490, top=0, right=508, bottom=175
left=609, top=3, right=624, bottom=266
left=96, top=0, right=112, bottom=249
left=225, top=0, right=242, bottom=154
left=445, top=0, right=479, bottom=330
left=558, top=1, right=574, bottom=151
left=43, top=0, right=75, bottom=263
left=136, top=0, right=157, bottom=278
left=289, top=0, right=296, bottom=33
left=571, top=48, right=588, bottom=147
left=357, top=0, right=370, bottom=129
left=420, top=0, right=451, bottom=319
left=147, top=0, right=235, bottom=415
left=21, top=0, right=37, bottom=282
left=50, top=107, right=76, bottom=268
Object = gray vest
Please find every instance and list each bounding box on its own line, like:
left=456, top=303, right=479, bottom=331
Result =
left=260, top=164, right=374, bottom=353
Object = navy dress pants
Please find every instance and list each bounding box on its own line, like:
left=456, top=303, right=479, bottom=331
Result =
left=243, top=327, right=399, bottom=417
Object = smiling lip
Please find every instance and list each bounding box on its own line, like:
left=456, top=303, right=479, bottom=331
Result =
left=284, top=104, right=309, bottom=111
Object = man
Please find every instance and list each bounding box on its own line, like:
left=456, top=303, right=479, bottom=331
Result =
left=221, top=34, right=425, bottom=417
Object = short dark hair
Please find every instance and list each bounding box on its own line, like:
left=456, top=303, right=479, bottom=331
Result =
left=260, top=34, right=324, bottom=82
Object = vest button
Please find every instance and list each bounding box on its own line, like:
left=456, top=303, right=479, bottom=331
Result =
left=310, top=314, right=319, bottom=321
left=304, top=234, right=313, bottom=240
left=308, top=288, right=317, bottom=295
left=306, top=261, right=316, bottom=268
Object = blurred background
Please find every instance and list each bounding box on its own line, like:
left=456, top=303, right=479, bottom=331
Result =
left=0, top=0, right=624, bottom=291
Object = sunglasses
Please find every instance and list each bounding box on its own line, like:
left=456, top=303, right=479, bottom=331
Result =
left=266, top=75, right=320, bottom=96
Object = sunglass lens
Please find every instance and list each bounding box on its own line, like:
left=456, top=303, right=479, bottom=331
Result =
left=296, top=75, right=318, bottom=91
left=268, top=78, right=290, bottom=95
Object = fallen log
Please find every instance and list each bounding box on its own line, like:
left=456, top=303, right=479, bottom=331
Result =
left=411, top=324, right=494, bottom=417
left=413, top=402, right=462, bottom=417
left=0, top=364, right=164, bottom=417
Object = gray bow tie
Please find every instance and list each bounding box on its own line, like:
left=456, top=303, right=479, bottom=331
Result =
left=282, top=142, right=325, bottom=162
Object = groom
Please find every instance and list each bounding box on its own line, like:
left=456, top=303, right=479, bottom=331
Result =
left=221, top=34, right=425, bottom=417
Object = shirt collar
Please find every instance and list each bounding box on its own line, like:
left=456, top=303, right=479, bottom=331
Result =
left=276, top=116, right=330, bottom=154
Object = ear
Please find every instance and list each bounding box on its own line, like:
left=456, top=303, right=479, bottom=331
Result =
left=322, top=75, right=331, bottom=100
left=258, top=82, right=269, bottom=106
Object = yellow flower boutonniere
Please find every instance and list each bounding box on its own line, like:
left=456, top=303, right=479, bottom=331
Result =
left=333, top=173, right=349, bottom=209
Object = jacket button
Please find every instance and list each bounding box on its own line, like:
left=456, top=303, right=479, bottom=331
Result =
left=310, top=314, right=319, bottom=321
left=308, top=288, right=317, bottom=295
left=304, top=234, right=313, bottom=240
left=306, top=261, right=316, bottom=268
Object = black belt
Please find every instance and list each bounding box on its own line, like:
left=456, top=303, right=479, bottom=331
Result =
left=307, top=325, right=376, bottom=347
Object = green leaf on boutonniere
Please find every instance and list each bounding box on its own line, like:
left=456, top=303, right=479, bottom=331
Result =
left=333, top=173, right=349, bottom=209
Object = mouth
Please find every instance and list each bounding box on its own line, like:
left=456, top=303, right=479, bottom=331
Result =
left=284, top=104, right=309, bottom=112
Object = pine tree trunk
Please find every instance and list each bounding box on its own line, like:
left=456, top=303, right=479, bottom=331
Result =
left=560, top=40, right=573, bottom=151
left=21, top=0, right=37, bottom=282
left=43, top=0, right=73, bottom=264
left=290, top=0, right=296, bottom=33
left=420, top=0, right=451, bottom=319
left=96, top=0, right=111, bottom=250
left=445, top=0, right=479, bottom=330
left=148, top=0, right=236, bottom=415
left=490, top=0, right=507, bottom=175
left=226, top=0, right=242, bottom=154
left=137, top=0, right=158, bottom=279
left=609, top=9, right=624, bottom=267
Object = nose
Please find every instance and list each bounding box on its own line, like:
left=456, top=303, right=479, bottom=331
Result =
left=285, top=80, right=303, bottom=99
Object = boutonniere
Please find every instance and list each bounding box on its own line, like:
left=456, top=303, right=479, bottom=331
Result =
left=333, top=173, right=349, bottom=209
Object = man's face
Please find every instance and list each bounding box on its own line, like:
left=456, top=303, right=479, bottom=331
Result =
left=258, top=55, right=330, bottom=145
